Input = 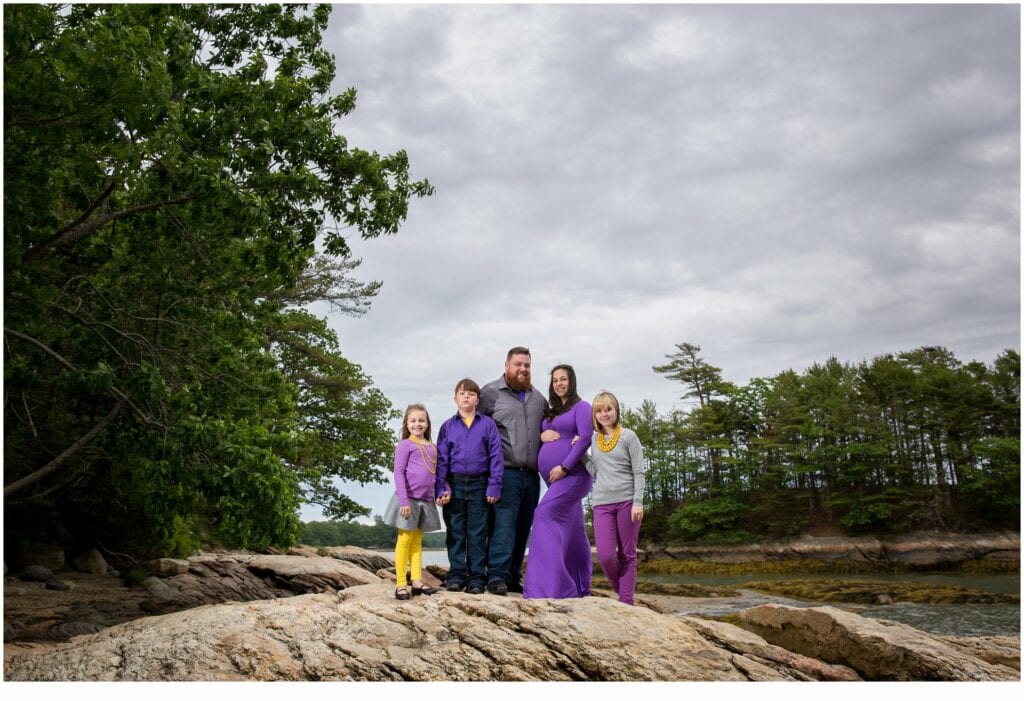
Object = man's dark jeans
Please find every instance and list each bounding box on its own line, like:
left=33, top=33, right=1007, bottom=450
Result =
left=487, top=468, right=540, bottom=588
left=443, top=475, right=489, bottom=588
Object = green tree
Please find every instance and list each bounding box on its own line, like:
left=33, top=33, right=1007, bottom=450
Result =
left=653, top=342, right=735, bottom=407
left=985, top=349, right=1021, bottom=438
left=654, top=343, right=735, bottom=494
left=4, top=4, right=432, bottom=557
left=648, top=342, right=1018, bottom=543
left=622, top=400, right=671, bottom=506
left=958, top=349, right=1020, bottom=528
left=267, top=271, right=400, bottom=520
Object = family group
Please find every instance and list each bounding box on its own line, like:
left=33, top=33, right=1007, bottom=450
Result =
left=383, top=346, right=645, bottom=604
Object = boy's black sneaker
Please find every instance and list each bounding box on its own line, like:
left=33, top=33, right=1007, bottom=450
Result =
left=487, top=581, right=508, bottom=596
left=445, top=581, right=465, bottom=592
left=466, top=583, right=485, bottom=594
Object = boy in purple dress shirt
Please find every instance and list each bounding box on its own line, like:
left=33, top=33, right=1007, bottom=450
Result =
left=434, top=379, right=504, bottom=594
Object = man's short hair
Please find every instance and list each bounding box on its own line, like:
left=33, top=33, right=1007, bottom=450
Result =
left=455, top=378, right=481, bottom=395
left=506, top=346, right=531, bottom=361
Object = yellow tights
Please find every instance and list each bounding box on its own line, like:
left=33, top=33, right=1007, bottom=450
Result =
left=395, top=528, right=423, bottom=588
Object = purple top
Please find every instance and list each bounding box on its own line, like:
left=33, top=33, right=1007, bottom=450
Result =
left=435, top=412, right=504, bottom=500
left=393, top=438, right=438, bottom=506
left=542, top=400, right=594, bottom=471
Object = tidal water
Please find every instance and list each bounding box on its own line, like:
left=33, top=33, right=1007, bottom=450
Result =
left=399, top=550, right=1020, bottom=638
left=644, top=571, right=1021, bottom=638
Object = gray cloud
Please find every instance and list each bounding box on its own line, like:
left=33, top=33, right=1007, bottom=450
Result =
left=303, top=3, right=1020, bottom=522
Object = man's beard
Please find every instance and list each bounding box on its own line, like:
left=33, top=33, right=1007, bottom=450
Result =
left=505, top=371, right=531, bottom=392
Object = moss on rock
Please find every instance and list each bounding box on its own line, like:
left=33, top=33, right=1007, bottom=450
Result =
left=740, top=579, right=1020, bottom=605
left=638, top=557, right=1020, bottom=577
left=592, top=575, right=739, bottom=598
left=638, top=559, right=898, bottom=576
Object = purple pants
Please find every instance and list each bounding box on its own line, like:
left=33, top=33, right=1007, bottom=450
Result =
left=592, top=500, right=641, bottom=605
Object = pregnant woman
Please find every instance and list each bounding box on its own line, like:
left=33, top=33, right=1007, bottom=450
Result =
left=522, top=364, right=594, bottom=599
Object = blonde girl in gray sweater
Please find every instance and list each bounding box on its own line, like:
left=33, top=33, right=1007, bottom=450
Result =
left=584, top=391, right=645, bottom=604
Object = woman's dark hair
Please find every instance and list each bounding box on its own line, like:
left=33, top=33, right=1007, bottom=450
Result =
left=545, top=364, right=582, bottom=420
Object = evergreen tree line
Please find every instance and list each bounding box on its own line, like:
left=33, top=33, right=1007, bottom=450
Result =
left=629, top=343, right=1020, bottom=543
left=299, top=518, right=446, bottom=550
left=4, top=5, right=431, bottom=559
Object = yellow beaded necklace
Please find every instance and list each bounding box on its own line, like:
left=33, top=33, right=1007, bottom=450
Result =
left=597, top=425, right=622, bottom=453
left=410, top=435, right=437, bottom=474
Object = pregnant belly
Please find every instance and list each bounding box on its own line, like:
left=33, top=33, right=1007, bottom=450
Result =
left=539, top=439, right=573, bottom=475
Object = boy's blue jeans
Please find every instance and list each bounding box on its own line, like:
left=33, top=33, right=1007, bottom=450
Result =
left=442, top=475, right=489, bottom=588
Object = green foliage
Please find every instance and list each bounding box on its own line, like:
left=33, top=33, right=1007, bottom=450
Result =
left=831, top=493, right=896, bottom=534
left=742, top=579, right=1019, bottom=605
left=744, top=488, right=810, bottom=538
left=668, top=495, right=751, bottom=542
left=123, top=567, right=149, bottom=587
left=637, top=504, right=678, bottom=544
left=959, top=437, right=1021, bottom=526
left=272, top=307, right=399, bottom=520
left=299, top=519, right=446, bottom=550
left=653, top=342, right=736, bottom=407
left=645, top=342, right=1020, bottom=543
left=3, top=4, right=431, bottom=560
left=160, top=514, right=204, bottom=560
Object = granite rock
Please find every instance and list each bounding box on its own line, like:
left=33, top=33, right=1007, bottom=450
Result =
left=736, top=603, right=1019, bottom=681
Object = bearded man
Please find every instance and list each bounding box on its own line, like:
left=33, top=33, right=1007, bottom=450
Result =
left=479, top=346, right=548, bottom=595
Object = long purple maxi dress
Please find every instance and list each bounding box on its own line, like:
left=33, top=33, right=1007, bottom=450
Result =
left=522, top=400, right=594, bottom=599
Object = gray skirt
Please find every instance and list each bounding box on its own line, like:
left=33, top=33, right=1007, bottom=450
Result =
left=382, top=494, right=442, bottom=532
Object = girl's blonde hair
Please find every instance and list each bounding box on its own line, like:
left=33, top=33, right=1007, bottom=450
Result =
left=591, top=391, right=621, bottom=432
left=401, top=403, right=432, bottom=441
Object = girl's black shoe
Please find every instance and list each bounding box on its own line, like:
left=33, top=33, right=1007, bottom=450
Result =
left=412, top=585, right=437, bottom=596
left=395, top=587, right=411, bottom=600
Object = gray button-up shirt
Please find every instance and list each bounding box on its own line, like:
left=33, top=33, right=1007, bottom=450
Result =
left=479, top=375, right=547, bottom=470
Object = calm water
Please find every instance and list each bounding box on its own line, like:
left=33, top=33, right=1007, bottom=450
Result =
left=392, top=550, right=1020, bottom=637
left=643, top=571, right=1019, bottom=638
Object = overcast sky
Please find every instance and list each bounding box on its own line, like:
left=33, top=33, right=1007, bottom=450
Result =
left=300, top=2, right=1020, bottom=522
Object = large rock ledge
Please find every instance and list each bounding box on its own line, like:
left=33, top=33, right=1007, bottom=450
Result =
left=737, top=604, right=1019, bottom=681
left=3, top=546, right=1018, bottom=681
left=3, top=545, right=398, bottom=643
left=644, top=531, right=1021, bottom=568
left=4, top=585, right=1018, bottom=681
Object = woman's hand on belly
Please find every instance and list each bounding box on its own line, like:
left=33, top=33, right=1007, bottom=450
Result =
left=541, top=429, right=561, bottom=443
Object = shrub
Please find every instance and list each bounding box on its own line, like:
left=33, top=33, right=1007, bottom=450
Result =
left=668, top=495, right=751, bottom=542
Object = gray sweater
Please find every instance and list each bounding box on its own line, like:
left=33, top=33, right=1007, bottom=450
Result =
left=584, top=427, right=645, bottom=506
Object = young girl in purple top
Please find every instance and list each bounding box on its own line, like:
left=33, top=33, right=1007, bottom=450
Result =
left=382, top=404, right=442, bottom=600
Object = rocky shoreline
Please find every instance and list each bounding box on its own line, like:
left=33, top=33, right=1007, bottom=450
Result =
left=3, top=543, right=1019, bottom=681
left=640, top=531, right=1021, bottom=572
